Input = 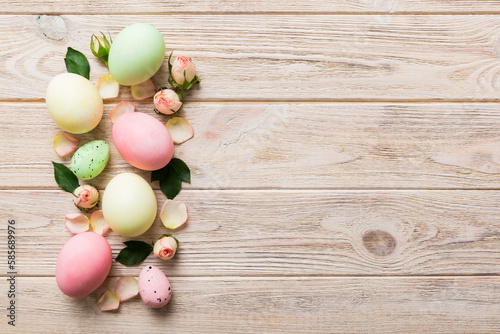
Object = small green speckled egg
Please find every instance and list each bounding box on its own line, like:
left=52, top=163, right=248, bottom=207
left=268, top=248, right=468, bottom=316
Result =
left=71, top=140, right=110, bottom=180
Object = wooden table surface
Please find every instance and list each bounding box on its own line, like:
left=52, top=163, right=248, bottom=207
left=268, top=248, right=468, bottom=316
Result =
left=2, top=1, right=500, bottom=333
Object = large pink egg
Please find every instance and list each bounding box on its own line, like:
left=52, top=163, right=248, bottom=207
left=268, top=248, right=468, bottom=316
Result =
left=112, top=112, right=174, bottom=171
left=56, top=232, right=112, bottom=298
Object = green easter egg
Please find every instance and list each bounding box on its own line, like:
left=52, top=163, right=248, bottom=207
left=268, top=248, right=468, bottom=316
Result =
left=108, top=23, right=165, bottom=86
left=71, top=140, right=110, bottom=180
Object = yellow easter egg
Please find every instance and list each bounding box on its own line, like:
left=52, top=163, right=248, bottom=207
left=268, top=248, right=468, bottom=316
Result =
left=46, top=73, right=103, bottom=134
left=102, top=173, right=157, bottom=237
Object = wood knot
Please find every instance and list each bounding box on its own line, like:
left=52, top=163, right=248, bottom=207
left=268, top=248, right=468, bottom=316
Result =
left=362, top=230, right=396, bottom=256
left=37, top=15, right=67, bottom=41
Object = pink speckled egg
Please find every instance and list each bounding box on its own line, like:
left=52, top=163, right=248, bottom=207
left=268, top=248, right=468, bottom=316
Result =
left=138, top=265, right=172, bottom=308
left=55, top=232, right=112, bottom=298
left=112, top=112, right=174, bottom=171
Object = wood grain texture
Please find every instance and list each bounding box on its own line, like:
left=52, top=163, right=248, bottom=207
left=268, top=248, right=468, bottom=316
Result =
left=3, top=102, right=500, bottom=189
left=3, top=15, right=500, bottom=101
left=2, top=277, right=500, bottom=333
left=3, top=0, right=500, bottom=14
left=2, top=189, right=500, bottom=276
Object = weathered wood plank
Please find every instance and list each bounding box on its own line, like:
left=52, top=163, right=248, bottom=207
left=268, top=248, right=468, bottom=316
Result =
left=2, top=0, right=500, bottom=14
left=2, top=276, right=500, bottom=333
left=3, top=103, right=500, bottom=189
left=3, top=15, right=500, bottom=100
left=2, top=190, right=500, bottom=276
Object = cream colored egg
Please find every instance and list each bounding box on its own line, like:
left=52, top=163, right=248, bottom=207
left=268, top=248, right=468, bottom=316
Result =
left=102, top=173, right=157, bottom=237
left=46, top=73, right=103, bottom=134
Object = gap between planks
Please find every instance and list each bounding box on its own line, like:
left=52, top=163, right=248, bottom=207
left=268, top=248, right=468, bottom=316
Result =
left=5, top=11, right=500, bottom=15
left=2, top=274, right=500, bottom=278
left=3, top=187, right=500, bottom=191
left=5, top=99, right=500, bottom=104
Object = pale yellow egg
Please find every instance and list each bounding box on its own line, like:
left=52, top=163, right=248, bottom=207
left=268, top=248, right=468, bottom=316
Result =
left=46, top=73, right=103, bottom=134
left=102, top=173, right=157, bottom=237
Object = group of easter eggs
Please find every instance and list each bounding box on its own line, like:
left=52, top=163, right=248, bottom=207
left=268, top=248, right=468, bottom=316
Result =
left=47, top=24, right=180, bottom=308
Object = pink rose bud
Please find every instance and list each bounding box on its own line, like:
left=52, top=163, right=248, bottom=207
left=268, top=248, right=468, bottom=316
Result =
left=153, top=89, right=182, bottom=115
left=153, top=236, right=178, bottom=260
left=172, top=56, right=196, bottom=85
left=73, top=185, right=100, bottom=211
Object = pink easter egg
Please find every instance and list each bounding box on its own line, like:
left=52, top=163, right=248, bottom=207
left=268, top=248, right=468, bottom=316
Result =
left=138, top=265, right=172, bottom=308
left=55, top=232, right=112, bottom=298
left=112, top=112, right=174, bottom=171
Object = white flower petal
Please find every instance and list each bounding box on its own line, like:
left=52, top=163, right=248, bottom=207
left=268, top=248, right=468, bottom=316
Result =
left=97, top=290, right=120, bottom=311
left=110, top=100, right=135, bottom=124
left=90, top=210, right=110, bottom=236
left=114, top=277, right=139, bottom=301
left=53, top=133, right=79, bottom=157
left=165, top=117, right=194, bottom=144
left=96, top=74, right=120, bottom=99
left=65, top=213, right=90, bottom=234
left=160, top=200, right=188, bottom=229
left=131, top=79, right=156, bottom=100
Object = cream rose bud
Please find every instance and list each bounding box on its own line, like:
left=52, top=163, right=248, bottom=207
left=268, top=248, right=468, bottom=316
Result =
left=73, top=185, right=100, bottom=210
left=153, top=89, right=182, bottom=115
left=153, top=236, right=178, bottom=260
left=172, top=56, right=196, bottom=85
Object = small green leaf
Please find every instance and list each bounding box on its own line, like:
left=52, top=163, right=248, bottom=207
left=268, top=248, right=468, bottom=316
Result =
left=151, top=158, right=191, bottom=199
left=159, top=175, right=182, bottom=200
left=170, top=158, right=191, bottom=183
left=115, top=241, right=153, bottom=266
left=151, top=163, right=168, bottom=183
left=65, top=47, right=90, bottom=79
left=52, top=161, right=79, bottom=193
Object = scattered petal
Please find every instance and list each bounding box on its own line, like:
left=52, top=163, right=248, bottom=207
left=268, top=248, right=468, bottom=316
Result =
left=90, top=210, right=110, bottom=236
left=96, top=74, right=119, bottom=99
left=114, top=277, right=139, bottom=301
left=160, top=200, right=188, bottom=229
left=53, top=133, right=79, bottom=157
left=65, top=213, right=90, bottom=234
left=166, top=117, right=194, bottom=144
left=131, top=79, right=156, bottom=100
left=110, top=101, right=135, bottom=123
left=97, top=290, right=120, bottom=311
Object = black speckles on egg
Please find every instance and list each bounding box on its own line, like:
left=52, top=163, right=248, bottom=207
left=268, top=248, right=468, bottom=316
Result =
left=70, top=140, right=109, bottom=180
left=168, top=287, right=170, bottom=290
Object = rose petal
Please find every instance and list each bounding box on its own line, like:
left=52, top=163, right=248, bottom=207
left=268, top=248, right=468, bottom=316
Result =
left=131, top=79, right=156, bottom=100
left=65, top=213, right=90, bottom=234
left=53, top=133, right=79, bottom=157
left=96, top=74, right=119, bottom=99
left=110, top=101, right=135, bottom=124
left=90, top=210, right=110, bottom=236
left=114, top=277, right=139, bottom=301
left=165, top=117, right=194, bottom=144
left=97, top=290, right=120, bottom=311
left=160, top=200, right=188, bottom=229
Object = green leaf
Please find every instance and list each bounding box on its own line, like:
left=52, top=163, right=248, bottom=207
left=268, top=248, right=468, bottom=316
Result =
left=64, top=47, right=90, bottom=79
left=151, top=163, right=168, bottom=183
left=151, top=158, right=191, bottom=199
left=170, top=158, right=191, bottom=183
left=159, top=175, right=182, bottom=200
left=52, top=161, right=79, bottom=193
left=115, top=241, right=153, bottom=266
